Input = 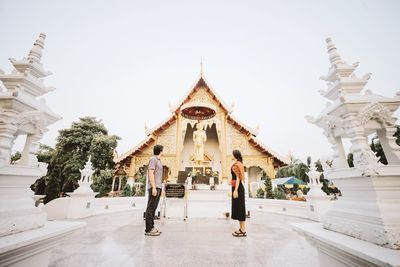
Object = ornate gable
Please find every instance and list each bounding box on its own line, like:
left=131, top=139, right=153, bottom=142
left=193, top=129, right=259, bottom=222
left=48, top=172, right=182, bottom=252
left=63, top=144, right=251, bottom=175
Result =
left=115, top=74, right=288, bottom=168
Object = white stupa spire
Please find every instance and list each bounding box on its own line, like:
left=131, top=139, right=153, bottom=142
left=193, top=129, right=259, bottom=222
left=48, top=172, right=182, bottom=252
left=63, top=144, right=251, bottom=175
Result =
left=325, top=37, right=343, bottom=65
left=27, top=33, right=46, bottom=63
left=200, top=57, right=204, bottom=77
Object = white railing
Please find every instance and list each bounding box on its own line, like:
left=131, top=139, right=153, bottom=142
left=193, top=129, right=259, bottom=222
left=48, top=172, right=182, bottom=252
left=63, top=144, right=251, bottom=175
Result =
left=247, top=198, right=309, bottom=219
left=44, top=196, right=146, bottom=220
left=44, top=194, right=332, bottom=221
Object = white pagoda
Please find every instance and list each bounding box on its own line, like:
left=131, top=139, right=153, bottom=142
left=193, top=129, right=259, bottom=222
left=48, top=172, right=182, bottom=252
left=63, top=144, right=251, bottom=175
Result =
left=294, top=38, right=400, bottom=267
left=0, top=33, right=84, bottom=267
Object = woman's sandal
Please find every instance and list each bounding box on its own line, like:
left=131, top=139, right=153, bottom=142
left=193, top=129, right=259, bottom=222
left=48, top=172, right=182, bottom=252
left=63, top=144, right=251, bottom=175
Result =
left=232, top=229, right=247, bottom=237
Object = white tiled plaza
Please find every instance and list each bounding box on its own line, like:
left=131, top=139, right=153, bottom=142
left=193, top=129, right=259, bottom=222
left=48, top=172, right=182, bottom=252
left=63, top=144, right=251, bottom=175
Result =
left=49, top=211, right=318, bottom=267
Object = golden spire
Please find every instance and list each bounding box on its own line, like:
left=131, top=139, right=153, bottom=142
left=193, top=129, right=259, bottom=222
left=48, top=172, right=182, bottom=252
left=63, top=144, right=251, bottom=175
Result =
left=200, top=57, right=204, bottom=77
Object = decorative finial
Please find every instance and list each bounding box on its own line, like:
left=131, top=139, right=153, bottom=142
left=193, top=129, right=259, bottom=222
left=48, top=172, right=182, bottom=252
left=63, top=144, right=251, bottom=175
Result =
left=168, top=101, right=174, bottom=113
left=325, top=37, right=342, bottom=65
left=113, top=149, right=119, bottom=161
left=144, top=122, right=149, bottom=134
left=200, top=57, right=204, bottom=77
left=254, top=124, right=260, bottom=135
left=28, top=33, right=46, bottom=62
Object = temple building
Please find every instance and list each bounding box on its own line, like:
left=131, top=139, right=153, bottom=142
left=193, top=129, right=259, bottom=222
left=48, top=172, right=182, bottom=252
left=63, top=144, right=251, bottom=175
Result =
left=114, top=72, right=288, bottom=187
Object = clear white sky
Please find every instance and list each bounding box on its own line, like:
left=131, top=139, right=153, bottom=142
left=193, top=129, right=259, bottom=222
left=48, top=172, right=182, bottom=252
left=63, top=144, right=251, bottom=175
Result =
left=1, top=0, right=399, bottom=162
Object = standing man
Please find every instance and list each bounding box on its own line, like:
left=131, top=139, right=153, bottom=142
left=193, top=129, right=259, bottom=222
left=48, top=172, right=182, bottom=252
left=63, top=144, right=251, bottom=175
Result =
left=145, top=144, right=164, bottom=236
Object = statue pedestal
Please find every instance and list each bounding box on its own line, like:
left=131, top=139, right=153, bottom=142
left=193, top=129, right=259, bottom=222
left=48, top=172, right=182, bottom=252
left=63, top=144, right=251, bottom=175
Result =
left=322, top=166, right=400, bottom=249
left=0, top=221, right=85, bottom=267
left=0, top=165, right=48, bottom=237
left=294, top=165, right=400, bottom=267
left=292, top=223, right=400, bottom=267
left=45, top=168, right=98, bottom=220
left=0, top=164, right=85, bottom=267
left=305, top=166, right=334, bottom=222
left=305, top=194, right=333, bottom=222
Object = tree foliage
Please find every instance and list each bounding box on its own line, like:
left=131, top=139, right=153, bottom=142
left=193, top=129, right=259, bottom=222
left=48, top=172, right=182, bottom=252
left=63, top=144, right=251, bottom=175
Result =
left=273, top=187, right=286, bottom=200
left=256, top=188, right=265, bottom=198
left=121, top=184, right=132, bottom=197
left=276, top=156, right=309, bottom=183
left=347, top=153, right=354, bottom=168
left=31, top=117, right=119, bottom=203
left=314, top=159, right=340, bottom=195
left=91, top=169, right=114, bottom=198
left=11, top=151, right=21, bottom=164
left=370, top=126, right=400, bottom=165
left=264, top=176, right=274, bottom=199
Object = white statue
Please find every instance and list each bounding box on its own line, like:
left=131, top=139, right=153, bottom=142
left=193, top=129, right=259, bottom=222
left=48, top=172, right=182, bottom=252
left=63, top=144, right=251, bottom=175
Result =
left=187, top=175, right=193, bottom=189
left=193, top=123, right=207, bottom=162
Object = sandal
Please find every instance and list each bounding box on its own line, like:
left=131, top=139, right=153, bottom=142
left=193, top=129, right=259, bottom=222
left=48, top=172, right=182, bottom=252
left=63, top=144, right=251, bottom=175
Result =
left=232, top=229, right=247, bottom=237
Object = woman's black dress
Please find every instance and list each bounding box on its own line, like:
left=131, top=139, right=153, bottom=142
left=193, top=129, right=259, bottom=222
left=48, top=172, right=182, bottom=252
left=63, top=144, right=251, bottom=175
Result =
left=231, top=167, right=246, bottom=221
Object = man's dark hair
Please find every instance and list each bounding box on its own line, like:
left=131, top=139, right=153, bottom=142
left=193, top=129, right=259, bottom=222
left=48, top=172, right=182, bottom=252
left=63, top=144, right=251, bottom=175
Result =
left=153, top=145, right=164, bottom=155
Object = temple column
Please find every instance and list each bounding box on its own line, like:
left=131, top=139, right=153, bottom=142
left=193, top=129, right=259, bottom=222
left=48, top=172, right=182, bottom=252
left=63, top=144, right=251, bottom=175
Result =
left=327, top=134, right=348, bottom=169
left=174, top=114, right=183, bottom=180
left=111, top=176, right=116, bottom=192
left=20, top=133, right=42, bottom=166
left=118, top=177, right=122, bottom=191
left=0, top=120, right=18, bottom=166
left=127, top=156, right=136, bottom=187
left=244, top=168, right=249, bottom=199
left=220, top=113, right=228, bottom=183
left=348, top=126, right=378, bottom=168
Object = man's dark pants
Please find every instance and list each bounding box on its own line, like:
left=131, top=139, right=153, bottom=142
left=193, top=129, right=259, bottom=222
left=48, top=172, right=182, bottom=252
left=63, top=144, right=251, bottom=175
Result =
left=145, top=188, right=162, bottom=232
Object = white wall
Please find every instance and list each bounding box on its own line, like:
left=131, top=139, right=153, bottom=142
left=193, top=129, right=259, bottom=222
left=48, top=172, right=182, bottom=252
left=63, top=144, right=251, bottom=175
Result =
left=248, top=166, right=263, bottom=183
left=44, top=197, right=146, bottom=220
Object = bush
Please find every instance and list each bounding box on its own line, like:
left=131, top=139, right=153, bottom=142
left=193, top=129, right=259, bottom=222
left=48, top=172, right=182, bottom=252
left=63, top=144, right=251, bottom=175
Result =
left=121, top=184, right=132, bottom=197
left=273, top=187, right=286, bottom=200
left=256, top=188, right=265, bottom=198
left=302, top=187, right=310, bottom=195
left=264, top=177, right=274, bottom=199
left=290, top=183, right=299, bottom=195
left=92, top=169, right=113, bottom=198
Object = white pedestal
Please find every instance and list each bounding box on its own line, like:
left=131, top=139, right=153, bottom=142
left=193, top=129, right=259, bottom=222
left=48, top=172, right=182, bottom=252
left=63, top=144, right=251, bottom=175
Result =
left=44, top=195, right=97, bottom=220
left=0, top=165, right=48, bottom=237
left=0, top=221, right=85, bottom=267
left=323, top=166, right=400, bottom=249
left=292, top=223, right=400, bottom=267
left=0, top=164, right=86, bottom=267
left=305, top=196, right=333, bottom=222
left=305, top=184, right=334, bottom=222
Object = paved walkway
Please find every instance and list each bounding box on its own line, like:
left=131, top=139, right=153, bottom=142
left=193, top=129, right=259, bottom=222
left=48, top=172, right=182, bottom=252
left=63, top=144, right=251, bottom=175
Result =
left=49, top=211, right=319, bottom=267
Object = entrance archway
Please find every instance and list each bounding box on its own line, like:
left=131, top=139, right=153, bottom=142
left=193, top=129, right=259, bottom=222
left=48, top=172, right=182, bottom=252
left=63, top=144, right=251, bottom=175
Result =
left=180, top=123, right=221, bottom=185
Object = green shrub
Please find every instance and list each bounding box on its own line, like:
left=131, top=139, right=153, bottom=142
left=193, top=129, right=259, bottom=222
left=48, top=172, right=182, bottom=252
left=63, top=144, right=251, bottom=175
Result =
left=302, top=187, right=310, bottom=195
left=256, top=188, right=265, bottom=198
left=121, top=184, right=132, bottom=197
left=273, top=187, right=286, bottom=200
left=264, top=177, right=274, bottom=199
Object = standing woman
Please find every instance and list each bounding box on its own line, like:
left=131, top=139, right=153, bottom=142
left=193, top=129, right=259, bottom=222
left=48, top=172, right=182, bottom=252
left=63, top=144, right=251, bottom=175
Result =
left=231, top=150, right=247, bottom=237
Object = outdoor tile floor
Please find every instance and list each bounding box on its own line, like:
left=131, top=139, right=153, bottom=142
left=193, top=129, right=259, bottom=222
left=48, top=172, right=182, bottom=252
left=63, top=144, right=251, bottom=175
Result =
left=49, top=211, right=319, bottom=267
